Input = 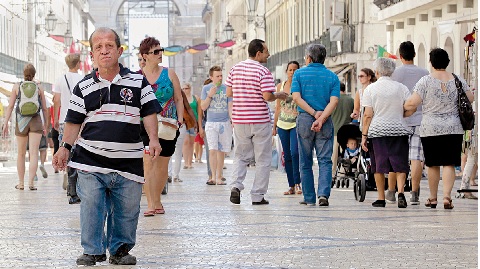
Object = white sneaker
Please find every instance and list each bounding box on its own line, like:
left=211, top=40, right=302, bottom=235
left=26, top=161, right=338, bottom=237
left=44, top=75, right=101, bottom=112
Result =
left=385, top=190, right=396, bottom=204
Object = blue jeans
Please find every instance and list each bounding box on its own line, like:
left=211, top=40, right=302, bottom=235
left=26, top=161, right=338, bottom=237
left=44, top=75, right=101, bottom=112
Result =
left=296, top=113, right=334, bottom=203
left=277, top=127, right=300, bottom=187
left=76, top=171, right=142, bottom=255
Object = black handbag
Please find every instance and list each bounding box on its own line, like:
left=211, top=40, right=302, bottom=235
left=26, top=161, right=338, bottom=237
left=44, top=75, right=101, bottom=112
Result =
left=452, top=73, right=475, bottom=130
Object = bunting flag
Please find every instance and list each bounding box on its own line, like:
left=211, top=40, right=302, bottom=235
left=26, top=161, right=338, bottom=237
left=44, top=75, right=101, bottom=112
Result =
left=164, top=45, right=184, bottom=52
left=217, top=40, right=235, bottom=48
left=377, top=46, right=398, bottom=59
left=186, top=48, right=202, bottom=54
left=190, top=43, right=209, bottom=50
left=163, top=51, right=180, bottom=57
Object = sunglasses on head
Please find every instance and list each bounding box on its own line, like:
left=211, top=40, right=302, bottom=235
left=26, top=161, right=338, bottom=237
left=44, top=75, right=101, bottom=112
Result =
left=147, top=48, right=164, bottom=55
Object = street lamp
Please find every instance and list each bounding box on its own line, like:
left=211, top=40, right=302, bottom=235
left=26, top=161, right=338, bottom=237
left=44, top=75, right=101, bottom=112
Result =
left=196, top=62, right=205, bottom=75
left=203, top=54, right=211, bottom=68
left=191, top=72, right=197, bottom=82
left=224, top=21, right=234, bottom=40
left=80, top=47, right=89, bottom=61
left=64, top=29, right=73, bottom=47
left=44, top=9, right=58, bottom=32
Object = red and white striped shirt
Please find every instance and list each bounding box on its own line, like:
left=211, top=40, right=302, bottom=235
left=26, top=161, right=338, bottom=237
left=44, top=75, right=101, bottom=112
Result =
left=225, top=59, right=275, bottom=124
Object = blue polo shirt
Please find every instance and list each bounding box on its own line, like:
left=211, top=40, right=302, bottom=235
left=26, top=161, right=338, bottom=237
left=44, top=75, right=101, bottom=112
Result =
left=291, top=63, right=340, bottom=113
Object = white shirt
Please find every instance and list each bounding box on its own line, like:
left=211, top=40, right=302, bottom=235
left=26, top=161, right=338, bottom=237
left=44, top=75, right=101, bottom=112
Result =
left=53, top=71, right=84, bottom=123
left=362, top=77, right=412, bottom=138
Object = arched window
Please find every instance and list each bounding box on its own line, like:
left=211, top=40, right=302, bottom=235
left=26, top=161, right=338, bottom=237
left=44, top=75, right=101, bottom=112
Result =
left=444, top=37, right=454, bottom=73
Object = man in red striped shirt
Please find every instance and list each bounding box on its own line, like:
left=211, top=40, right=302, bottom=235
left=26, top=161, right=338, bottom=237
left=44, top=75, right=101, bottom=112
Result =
left=226, top=39, right=288, bottom=205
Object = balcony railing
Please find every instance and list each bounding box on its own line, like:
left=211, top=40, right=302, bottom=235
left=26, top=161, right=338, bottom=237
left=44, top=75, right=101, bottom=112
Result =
left=266, top=25, right=355, bottom=71
left=373, top=0, right=405, bottom=10
left=0, top=53, right=27, bottom=79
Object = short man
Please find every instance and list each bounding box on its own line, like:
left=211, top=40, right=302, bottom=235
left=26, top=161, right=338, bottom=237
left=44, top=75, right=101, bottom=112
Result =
left=226, top=39, right=287, bottom=205
left=201, top=66, right=233, bottom=185
left=292, top=44, right=340, bottom=207
left=331, top=82, right=354, bottom=174
left=53, top=27, right=162, bottom=266
left=386, top=41, right=429, bottom=205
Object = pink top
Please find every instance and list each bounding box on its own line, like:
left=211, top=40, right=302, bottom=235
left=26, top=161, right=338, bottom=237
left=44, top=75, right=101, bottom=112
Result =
left=225, top=59, right=275, bottom=124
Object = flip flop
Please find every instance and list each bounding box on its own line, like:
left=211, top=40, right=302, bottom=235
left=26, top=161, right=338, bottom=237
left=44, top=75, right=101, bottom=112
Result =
left=154, top=208, right=165, bottom=214
left=143, top=210, right=155, bottom=217
left=216, top=181, right=226, bottom=185
left=206, top=180, right=215, bottom=185
left=15, top=185, right=24, bottom=190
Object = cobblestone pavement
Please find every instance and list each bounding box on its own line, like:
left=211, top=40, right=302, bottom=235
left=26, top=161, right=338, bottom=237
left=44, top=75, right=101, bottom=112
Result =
left=0, top=159, right=477, bottom=268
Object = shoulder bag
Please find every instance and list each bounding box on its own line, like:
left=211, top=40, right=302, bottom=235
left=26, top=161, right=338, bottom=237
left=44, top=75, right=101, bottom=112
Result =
left=182, top=90, right=197, bottom=130
left=452, top=73, right=475, bottom=130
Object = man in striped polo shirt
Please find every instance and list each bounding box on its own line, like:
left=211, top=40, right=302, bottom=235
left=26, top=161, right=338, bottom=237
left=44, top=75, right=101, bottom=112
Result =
left=53, top=27, right=162, bottom=266
left=292, top=44, right=340, bottom=207
left=226, top=39, right=288, bottom=205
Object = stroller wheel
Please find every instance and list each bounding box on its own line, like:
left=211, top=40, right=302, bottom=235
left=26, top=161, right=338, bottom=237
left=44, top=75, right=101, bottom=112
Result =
left=356, top=174, right=366, bottom=202
left=353, top=180, right=358, bottom=200
left=336, top=179, right=341, bottom=188
left=345, top=178, right=350, bottom=188
left=341, top=179, right=345, bottom=188
left=331, top=178, right=335, bottom=188
left=162, top=181, right=168, bottom=195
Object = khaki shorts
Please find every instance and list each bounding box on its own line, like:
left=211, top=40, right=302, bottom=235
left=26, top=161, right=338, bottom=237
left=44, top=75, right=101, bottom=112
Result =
left=15, top=114, right=43, bottom=137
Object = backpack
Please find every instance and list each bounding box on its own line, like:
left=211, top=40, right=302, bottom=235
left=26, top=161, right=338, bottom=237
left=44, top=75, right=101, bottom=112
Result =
left=17, top=81, right=40, bottom=116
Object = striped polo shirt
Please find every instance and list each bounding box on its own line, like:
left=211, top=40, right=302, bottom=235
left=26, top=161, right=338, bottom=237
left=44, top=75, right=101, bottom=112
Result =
left=225, top=59, right=276, bottom=124
left=65, top=64, right=161, bottom=183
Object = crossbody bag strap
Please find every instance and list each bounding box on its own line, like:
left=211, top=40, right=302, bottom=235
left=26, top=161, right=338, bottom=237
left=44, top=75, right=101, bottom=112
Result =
left=64, top=74, right=72, bottom=94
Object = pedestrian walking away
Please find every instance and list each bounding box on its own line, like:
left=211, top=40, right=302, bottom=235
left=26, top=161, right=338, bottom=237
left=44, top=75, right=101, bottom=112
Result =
left=52, top=27, right=162, bottom=266
left=360, top=57, right=413, bottom=209
left=226, top=39, right=288, bottom=205
left=387, top=41, right=429, bottom=205
left=404, top=48, right=474, bottom=210
left=2, top=63, right=49, bottom=191
left=292, top=44, right=340, bottom=207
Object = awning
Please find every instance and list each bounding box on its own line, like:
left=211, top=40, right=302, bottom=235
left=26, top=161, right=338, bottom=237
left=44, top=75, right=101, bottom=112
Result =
left=328, top=64, right=349, bottom=74
left=336, top=64, right=355, bottom=78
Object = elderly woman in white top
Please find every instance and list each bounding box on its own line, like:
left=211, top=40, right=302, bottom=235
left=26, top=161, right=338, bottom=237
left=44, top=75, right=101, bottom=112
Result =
left=361, top=57, right=414, bottom=208
left=404, top=48, right=474, bottom=210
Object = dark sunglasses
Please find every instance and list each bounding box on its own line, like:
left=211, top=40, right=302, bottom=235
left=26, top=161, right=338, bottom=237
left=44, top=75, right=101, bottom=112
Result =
left=147, top=48, right=164, bottom=55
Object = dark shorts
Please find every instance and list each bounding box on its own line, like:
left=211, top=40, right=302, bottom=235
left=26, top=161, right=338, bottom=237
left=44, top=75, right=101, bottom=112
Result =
left=15, top=114, right=43, bottom=136
left=369, top=136, right=409, bottom=174
left=421, top=134, right=462, bottom=167
left=140, top=122, right=179, bottom=157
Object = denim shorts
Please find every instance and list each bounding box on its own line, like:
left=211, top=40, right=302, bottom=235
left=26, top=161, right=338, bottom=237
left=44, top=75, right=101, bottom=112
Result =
left=186, top=127, right=196, bottom=136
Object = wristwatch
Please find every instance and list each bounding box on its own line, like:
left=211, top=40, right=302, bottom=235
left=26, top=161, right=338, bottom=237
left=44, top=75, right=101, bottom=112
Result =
left=60, top=141, right=73, bottom=151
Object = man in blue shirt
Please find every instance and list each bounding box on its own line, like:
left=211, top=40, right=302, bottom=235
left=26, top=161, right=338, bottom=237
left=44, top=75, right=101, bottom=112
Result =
left=292, top=44, right=340, bottom=207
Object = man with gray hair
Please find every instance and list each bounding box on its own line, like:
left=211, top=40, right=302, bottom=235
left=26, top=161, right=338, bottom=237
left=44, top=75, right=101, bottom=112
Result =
left=292, top=44, right=340, bottom=207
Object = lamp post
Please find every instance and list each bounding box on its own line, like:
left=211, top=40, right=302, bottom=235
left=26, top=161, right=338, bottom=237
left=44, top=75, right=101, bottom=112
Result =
left=64, top=29, right=73, bottom=47
left=224, top=21, right=234, bottom=40
left=196, top=62, right=205, bottom=75
left=80, top=47, right=89, bottom=62
left=44, top=9, right=58, bottom=32
left=203, top=54, right=211, bottom=68
left=191, top=72, right=197, bottom=83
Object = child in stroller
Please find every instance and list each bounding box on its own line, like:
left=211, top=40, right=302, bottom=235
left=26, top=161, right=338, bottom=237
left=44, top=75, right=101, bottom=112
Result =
left=332, top=123, right=362, bottom=188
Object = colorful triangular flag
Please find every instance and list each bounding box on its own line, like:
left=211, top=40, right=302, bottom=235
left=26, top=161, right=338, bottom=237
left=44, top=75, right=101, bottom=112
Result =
left=377, top=46, right=398, bottom=59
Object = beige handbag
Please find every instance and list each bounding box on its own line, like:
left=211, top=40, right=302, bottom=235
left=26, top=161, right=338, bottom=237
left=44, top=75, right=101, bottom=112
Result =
left=157, top=115, right=178, bottom=140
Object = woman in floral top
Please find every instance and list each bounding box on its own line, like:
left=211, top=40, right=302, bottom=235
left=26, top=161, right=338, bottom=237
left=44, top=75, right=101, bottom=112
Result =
left=404, top=48, right=474, bottom=209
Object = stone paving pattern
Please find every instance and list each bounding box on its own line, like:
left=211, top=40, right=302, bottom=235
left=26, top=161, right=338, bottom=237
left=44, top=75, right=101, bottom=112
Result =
left=0, top=159, right=477, bottom=268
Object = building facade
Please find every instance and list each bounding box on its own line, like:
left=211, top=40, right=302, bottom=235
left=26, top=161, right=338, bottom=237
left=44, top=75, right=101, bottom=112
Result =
left=376, top=0, right=477, bottom=81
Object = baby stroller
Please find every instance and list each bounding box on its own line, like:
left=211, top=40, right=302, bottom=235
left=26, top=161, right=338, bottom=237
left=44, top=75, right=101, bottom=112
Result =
left=333, top=122, right=376, bottom=202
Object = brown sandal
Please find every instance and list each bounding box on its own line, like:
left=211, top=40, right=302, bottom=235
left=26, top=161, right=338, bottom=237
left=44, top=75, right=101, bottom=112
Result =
left=15, top=185, right=24, bottom=190
left=425, top=198, right=437, bottom=208
left=283, top=187, right=295, bottom=195
left=443, top=197, right=454, bottom=209
left=295, top=184, right=302, bottom=194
